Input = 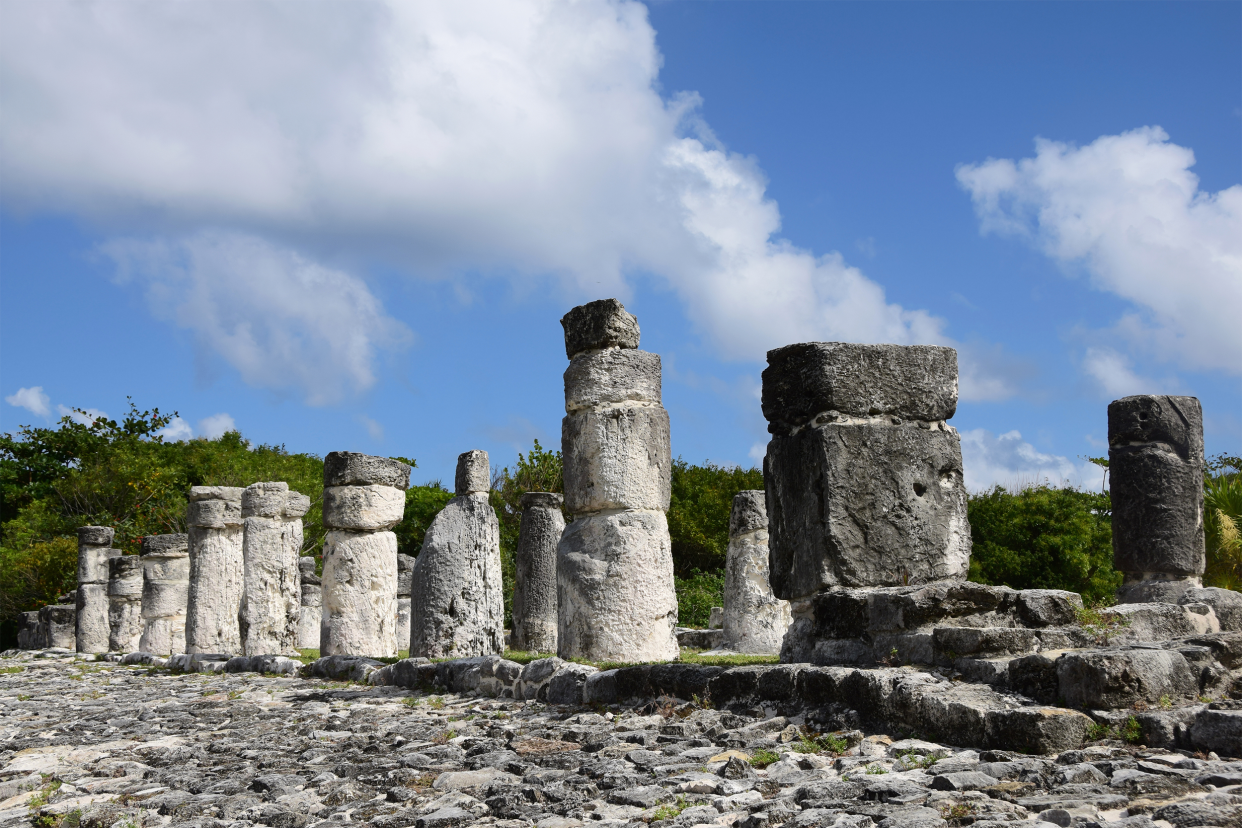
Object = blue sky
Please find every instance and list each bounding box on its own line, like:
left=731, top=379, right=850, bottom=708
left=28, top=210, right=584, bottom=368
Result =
left=2, top=1, right=1239, bottom=491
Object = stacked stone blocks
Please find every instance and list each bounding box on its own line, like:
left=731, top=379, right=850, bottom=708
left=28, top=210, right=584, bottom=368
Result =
left=240, top=482, right=310, bottom=656
left=75, top=526, right=120, bottom=653
left=721, top=491, right=789, bottom=654
left=138, top=534, right=190, bottom=655
left=185, top=486, right=245, bottom=654
left=107, top=554, right=144, bottom=652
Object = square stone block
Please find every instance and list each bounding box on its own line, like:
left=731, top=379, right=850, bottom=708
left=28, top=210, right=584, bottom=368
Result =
left=561, top=298, right=640, bottom=359
left=323, top=484, right=406, bottom=530
left=562, top=407, right=671, bottom=513
left=564, top=349, right=661, bottom=412
left=324, top=451, right=412, bottom=489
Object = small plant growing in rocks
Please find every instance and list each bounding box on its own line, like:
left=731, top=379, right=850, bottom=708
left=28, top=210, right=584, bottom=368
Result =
left=790, top=728, right=849, bottom=756
left=865, top=763, right=888, bottom=774
left=1121, top=716, right=1143, bottom=744
left=748, top=749, right=780, bottom=769
left=648, top=794, right=688, bottom=822
left=940, top=801, right=977, bottom=825
left=1075, top=603, right=1130, bottom=644
left=1158, top=694, right=1173, bottom=709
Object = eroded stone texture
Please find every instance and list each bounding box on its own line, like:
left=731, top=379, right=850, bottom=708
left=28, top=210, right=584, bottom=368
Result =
left=512, top=492, right=565, bottom=653
left=396, top=553, right=415, bottom=651
left=322, top=530, right=399, bottom=657
left=564, top=349, right=661, bottom=412
left=240, top=483, right=308, bottom=656
left=108, top=554, right=144, bottom=652
left=722, top=491, right=790, bottom=654
left=297, top=555, right=322, bottom=650
left=455, top=450, right=490, bottom=495
left=562, top=407, right=671, bottom=513
left=76, top=526, right=119, bottom=653
left=138, top=534, right=189, bottom=655
left=410, top=452, right=504, bottom=658
left=1109, top=395, right=1206, bottom=596
left=185, top=486, right=245, bottom=654
left=16, top=610, right=42, bottom=649
left=323, top=451, right=412, bottom=489
left=40, top=604, right=75, bottom=649
left=560, top=298, right=640, bottom=359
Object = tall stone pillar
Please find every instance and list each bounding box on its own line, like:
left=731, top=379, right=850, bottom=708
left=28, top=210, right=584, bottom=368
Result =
left=297, top=556, right=321, bottom=651
left=138, top=534, right=190, bottom=655
left=321, top=452, right=410, bottom=657
left=512, top=492, right=565, bottom=653
left=396, top=553, right=415, bottom=653
left=108, top=555, right=144, bottom=652
left=410, top=451, right=505, bottom=657
left=240, top=483, right=310, bottom=656
left=1109, top=395, right=1206, bottom=603
left=556, top=299, right=679, bottom=663
left=762, top=343, right=970, bottom=598
left=185, top=487, right=244, bottom=654
left=76, top=526, right=120, bottom=653
left=721, top=491, right=789, bottom=654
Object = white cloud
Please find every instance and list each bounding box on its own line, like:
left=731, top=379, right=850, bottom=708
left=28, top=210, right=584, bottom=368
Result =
left=1080, top=346, right=1178, bottom=399
left=0, top=1, right=1014, bottom=400
left=56, top=404, right=107, bottom=426
left=959, top=428, right=1104, bottom=493
left=957, top=127, right=1242, bottom=376
left=198, top=413, right=236, bottom=439
left=157, top=416, right=194, bottom=442
left=5, top=387, right=51, bottom=418
left=358, top=415, right=384, bottom=442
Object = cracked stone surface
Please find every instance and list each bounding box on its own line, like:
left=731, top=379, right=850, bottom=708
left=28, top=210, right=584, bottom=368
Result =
left=3, top=650, right=1240, bottom=828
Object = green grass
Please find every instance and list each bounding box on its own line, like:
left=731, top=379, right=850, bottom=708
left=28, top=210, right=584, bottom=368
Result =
left=649, top=795, right=688, bottom=822
left=791, top=731, right=849, bottom=756
left=749, top=749, right=780, bottom=769
left=502, top=650, right=558, bottom=665
left=0, top=665, right=25, bottom=674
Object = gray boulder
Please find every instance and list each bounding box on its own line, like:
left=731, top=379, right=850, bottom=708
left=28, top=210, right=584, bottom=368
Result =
left=1056, top=648, right=1199, bottom=709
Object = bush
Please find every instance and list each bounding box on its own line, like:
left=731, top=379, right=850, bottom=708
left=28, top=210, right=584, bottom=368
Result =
left=394, top=482, right=454, bottom=558
left=668, top=459, right=764, bottom=576
left=675, top=569, right=723, bottom=628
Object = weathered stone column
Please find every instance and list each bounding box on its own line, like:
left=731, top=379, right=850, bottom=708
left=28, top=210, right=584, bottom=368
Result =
left=396, top=553, right=415, bottom=653
left=297, top=556, right=321, bottom=651
left=185, top=487, right=244, bottom=654
left=240, top=483, right=310, bottom=656
left=76, top=526, right=120, bottom=653
left=721, top=491, right=789, bottom=654
left=17, top=611, right=42, bottom=649
left=1109, top=395, right=1206, bottom=603
left=557, top=299, right=678, bottom=663
left=410, top=451, right=505, bottom=657
left=321, top=452, right=410, bottom=657
left=108, top=555, right=144, bottom=652
left=138, top=534, right=190, bottom=655
left=512, top=492, right=565, bottom=653
left=40, top=603, right=76, bottom=649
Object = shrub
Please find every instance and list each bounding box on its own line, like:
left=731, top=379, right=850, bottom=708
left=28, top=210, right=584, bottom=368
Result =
left=675, top=570, right=723, bottom=628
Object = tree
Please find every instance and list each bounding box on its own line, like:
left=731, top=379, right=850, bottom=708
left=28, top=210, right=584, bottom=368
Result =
left=1204, top=454, right=1242, bottom=590
left=394, top=482, right=454, bottom=558
left=667, top=459, right=764, bottom=576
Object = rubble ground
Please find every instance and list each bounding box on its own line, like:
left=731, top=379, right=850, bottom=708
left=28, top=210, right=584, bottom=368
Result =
left=3, top=650, right=1241, bottom=828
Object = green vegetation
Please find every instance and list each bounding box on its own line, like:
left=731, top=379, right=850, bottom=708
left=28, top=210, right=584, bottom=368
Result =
left=394, top=482, right=454, bottom=558
left=790, top=730, right=849, bottom=756
left=674, top=570, right=725, bottom=628
left=649, top=795, right=688, bottom=822
left=748, top=749, right=780, bottom=769
left=1204, top=455, right=1242, bottom=590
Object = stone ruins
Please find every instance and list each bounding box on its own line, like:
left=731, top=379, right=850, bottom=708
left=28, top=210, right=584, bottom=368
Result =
left=557, top=299, right=679, bottom=663
left=511, top=491, right=565, bottom=653
left=106, top=553, right=143, bottom=652
left=74, top=525, right=119, bottom=653
left=185, top=486, right=244, bottom=654
left=410, top=450, right=505, bottom=658
left=396, top=552, right=415, bottom=651
left=722, top=490, right=790, bottom=654
left=137, top=533, right=189, bottom=655
left=321, top=451, right=411, bottom=658
left=297, top=555, right=322, bottom=650
left=240, top=482, right=310, bottom=656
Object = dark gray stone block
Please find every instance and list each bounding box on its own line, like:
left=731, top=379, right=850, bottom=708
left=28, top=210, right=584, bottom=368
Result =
left=560, top=298, right=640, bottom=359
left=396, top=553, right=415, bottom=597
left=323, top=451, right=411, bottom=489
left=142, top=533, right=188, bottom=556
left=730, top=490, right=767, bottom=536
left=1056, top=648, right=1199, bottom=709
left=298, top=555, right=320, bottom=586
left=78, top=526, right=114, bottom=547
left=454, top=450, right=489, bottom=495
left=511, top=493, right=565, bottom=653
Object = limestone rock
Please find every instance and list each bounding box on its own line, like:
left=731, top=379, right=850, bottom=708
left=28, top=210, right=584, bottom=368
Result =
left=77, top=525, right=114, bottom=548
left=1056, top=649, right=1199, bottom=709
left=1181, top=587, right=1242, bottom=631
left=297, top=556, right=322, bottom=651
left=323, top=451, right=412, bottom=489
left=564, top=349, right=661, bottom=412
left=560, top=298, right=640, bottom=359
left=322, top=484, right=406, bottom=531
left=322, top=530, right=399, bottom=657
left=240, top=483, right=305, bottom=656
left=74, top=584, right=111, bottom=654
left=409, top=493, right=504, bottom=658
left=722, top=491, right=790, bottom=654
left=562, top=406, right=671, bottom=513
left=454, top=449, right=490, bottom=495
left=16, top=610, right=42, bottom=649
left=107, top=555, right=144, bottom=652
left=557, top=510, right=678, bottom=663
left=511, top=492, right=565, bottom=653
left=186, top=487, right=245, bottom=655
left=139, top=534, right=189, bottom=655
left=40, top=604, right=76, bottom=649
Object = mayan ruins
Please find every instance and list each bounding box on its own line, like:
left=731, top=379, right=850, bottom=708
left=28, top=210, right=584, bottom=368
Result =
left=511, top=491, right=565, bottom=653
left=73, top=526, right=118, bottom=653
left=239, top=482, right=310, bottom=656
left=184, top=486, right=245, bottom=654
left=297, top=555, right=322, bottom=650
left=137, top=533, right=190, bottom=655
left=722, top=490, right=790, bottom=654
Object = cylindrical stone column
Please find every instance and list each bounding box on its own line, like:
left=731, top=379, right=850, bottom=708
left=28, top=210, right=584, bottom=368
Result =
left=556, top=299, right=679, bottom=663
left=297, top=556, right=322, bottom=651
left=41, top=603, right=76, bottom=649
left=321, top=452, right=410, bottom=657
left=722, top=491, right=790, bottom=654
left=108, top=555, right=144, bottom=652
left=396, top=553, right=415, bottom=653
left=409, top=451, right=505, bottom=658
left=76, top=526, right=120, bottom=653
left=512, top=492, right=565, bottom=653
left=1109, top=395, right=1206, bottom=603
left=240, top=483, right=311, bottom=656
left=138, top=534, right=190, bottom=655
left=185, top=486, right=244, bottom=654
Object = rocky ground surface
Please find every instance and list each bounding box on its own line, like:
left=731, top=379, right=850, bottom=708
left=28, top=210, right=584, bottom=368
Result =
left=2, top=650, right=1240, bottom=828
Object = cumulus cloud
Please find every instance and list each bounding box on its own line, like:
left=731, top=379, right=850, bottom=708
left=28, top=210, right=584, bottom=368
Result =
left=157, top=417, right=194, bottom=442
left=5, top=387, right=51, bottom=418
left=0, top=1, right=1013, bottom=399
left=959, top=428, right=1104, bottom=493
left=198, top=413, right=236, bottom=439
left=957, top=127, right=1242, bottom=376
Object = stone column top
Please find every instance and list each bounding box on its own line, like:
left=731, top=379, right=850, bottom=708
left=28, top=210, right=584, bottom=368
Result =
left=189, top=486, right=245, bottom=503
left=241, top=483, right=311, bottom=519
left=142, top=534, right=189, bottom=556
left=78, top=526, right=114, bottom=547
left=455, top=450, right=490, bottom=496
left=324, top=451, right=411, bottom=489
left=520, top=491, right=564, bottom=510
left=560, top=299, right=640, bottom=360
left=730, top=490, right=768, bottom=536
left=1108, top=395, right=1203, bottom=461
left=298, top=555, right=319, bottom=579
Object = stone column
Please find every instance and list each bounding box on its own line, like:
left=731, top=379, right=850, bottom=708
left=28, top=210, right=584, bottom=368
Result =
left=1109, top=395, right=1206, bottom=603
left=240, top=483, right=311, bottom=656
left=108, top=555, right=144, bottom=652
left=17, top=611, right=42, bottom=649
left=762, top=343, right=970, bottom=599
left=138, top=534, right=190, bottom=655
left=321, top=452, right=410, bottom=657
left=40, top=603, right=76, bottom=649
left=512, top=492, right=565, bottom=653
left=297, top=556, right=321, bottom=651
left=396, top=553, right=415, bottom=653
left=185, top=487, right=244, bottom=654
left=410, top=451, right=505, bottom=657
left=556, top=299, right=679, bottom=663
left=721, top=491, right=790, bottom=654
left=76, top=526, right=120, bottom=653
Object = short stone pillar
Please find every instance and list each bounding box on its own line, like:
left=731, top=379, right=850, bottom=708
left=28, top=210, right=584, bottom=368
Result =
left=107, top=555, right=144, bottom=652
left=1109, top=395, right=1206, bottom=603
left=17, top=611, right=42, bottom=649
left=762, top=343, right=970, bottom=598
left=240, top=483, right=310, bottom=656
left=396, top=553, right=415, bottom=652
left=410, top=450, right=504, bottom=657
left=138, top=534, right=190, bottom=654
left=297, top=556, right=321, bottom=651
left=721, top=491, right=790, bottom=654
left=40, top=603, right=76, bottom=649
left=321, top=452, right=410, bottom=657
left=512, top=492, right=565, bottom=653
left=185, top=486, right=245, bottom=654
left=557, top=299, right=679, bottom=663
left=76, top=526, right=120, bottom=653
